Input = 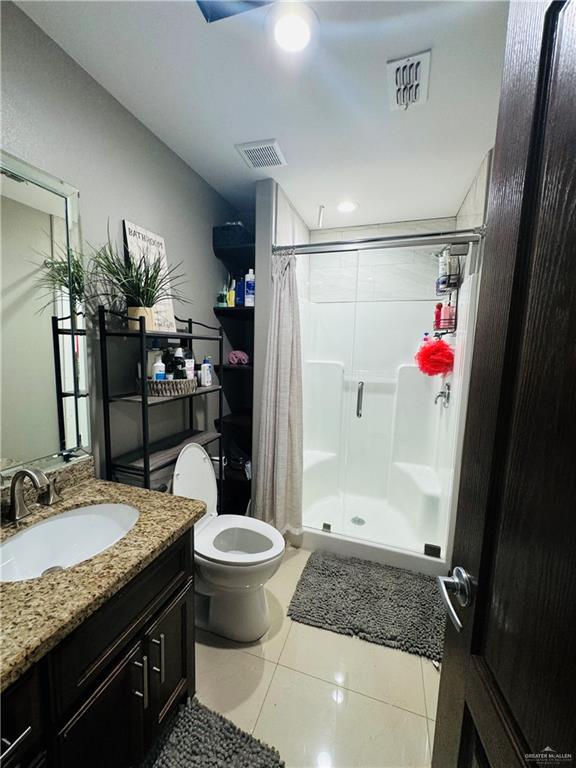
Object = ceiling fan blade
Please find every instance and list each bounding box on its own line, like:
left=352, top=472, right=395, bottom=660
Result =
left=196, top=1, right=273, bottom=23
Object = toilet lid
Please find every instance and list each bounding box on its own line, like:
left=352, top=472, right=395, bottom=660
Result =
left=173, top=443, right=217, bottom=516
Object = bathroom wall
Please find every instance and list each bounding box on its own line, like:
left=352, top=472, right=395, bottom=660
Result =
left=456, top=150, right=493, bottom=230
left=1, top=2, right=236, bottom=471
left=309, top=216, right=458, bottom=244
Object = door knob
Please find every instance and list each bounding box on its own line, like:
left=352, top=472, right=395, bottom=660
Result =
left=436, top=566, right=473, bottom=633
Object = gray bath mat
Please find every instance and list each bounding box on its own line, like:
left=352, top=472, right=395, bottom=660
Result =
left=287, top=550, right=445, bottom=662
left=144, top=699, right=284, bottom=768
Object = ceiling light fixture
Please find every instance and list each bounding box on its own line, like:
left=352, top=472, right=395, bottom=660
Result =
left=271, top=3, right=316, bottom=53
left=337, top=200, right=358, bottom=213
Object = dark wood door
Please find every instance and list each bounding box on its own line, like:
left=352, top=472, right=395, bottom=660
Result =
left=57, top=642, right=145, bottom=768
left=145, top=580, right=195, bottom=737
left=433, top=2, right=576, bottom=766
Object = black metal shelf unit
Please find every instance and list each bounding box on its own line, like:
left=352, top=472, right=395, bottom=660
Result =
left=212, top=305, right=254, bottom=515
left=52, top=313, right=88, bottom=453
left=98, top=306, right=224, bottom=507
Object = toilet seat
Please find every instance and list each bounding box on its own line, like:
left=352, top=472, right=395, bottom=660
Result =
left=195, top=514, right=285, bottom=566
left=173, top=444, right=285, bottom=566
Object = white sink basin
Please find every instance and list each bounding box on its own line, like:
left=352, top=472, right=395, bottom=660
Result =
left=0, top=504, right=139, bottom=583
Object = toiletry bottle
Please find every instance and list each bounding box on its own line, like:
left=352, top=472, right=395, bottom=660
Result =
left=245, top=269, right=255, bottom=307
left=434, top=303, right=443, bottom=329
left=217, top=284, right=228, bottom=308
left=438, top=249, right=448, bottom=278
left=200, top=357, right=212, bottom=387
left=448, top=301, right=456, bottom=328
left=174, top=347, right=187, bottom=380
left=153, top=360, right=166, bottom=381
left=146, top=340, right=162, bottom=378
left=162, top=348, right=175, bottom=380
left=235, top=278, right=245, bottom=307
left=227, top=280, right=236, bottom=307
left=440, top=302, right=451, bottom=329
left=185, top=357, right=195, bottom=380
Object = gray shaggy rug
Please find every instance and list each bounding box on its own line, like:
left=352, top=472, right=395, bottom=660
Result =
left=143, top=699, right=284, bottom=768
left=287, top=550, right=445, bottom=662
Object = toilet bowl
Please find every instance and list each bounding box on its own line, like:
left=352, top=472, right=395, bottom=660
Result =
left=173, top=443, right=285, bottom=642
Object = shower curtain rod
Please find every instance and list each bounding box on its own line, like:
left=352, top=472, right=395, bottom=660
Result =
left=272, top=228, right=483, bottom=256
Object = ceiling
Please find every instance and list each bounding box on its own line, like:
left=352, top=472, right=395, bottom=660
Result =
left=18, top=1, right=509, bottom=230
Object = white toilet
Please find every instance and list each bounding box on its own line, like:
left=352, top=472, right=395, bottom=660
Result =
left=173, top=443, right=285, bottom=642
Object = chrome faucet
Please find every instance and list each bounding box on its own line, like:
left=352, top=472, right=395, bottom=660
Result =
left=6, top=468, right=60, bottom=524
left=434, top=382, right=451, bottom=408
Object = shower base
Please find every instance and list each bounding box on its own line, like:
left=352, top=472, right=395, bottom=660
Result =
left=302, top=493, right=448, bottom=576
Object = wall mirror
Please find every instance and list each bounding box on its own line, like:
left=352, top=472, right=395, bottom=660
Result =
left=0, top=151, right=90, bottom=483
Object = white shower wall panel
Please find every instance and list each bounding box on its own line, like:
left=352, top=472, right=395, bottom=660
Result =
left=303, top=361, right=344, bottom=455
left=307, top=302, right=356, bottom=368
left=342, top=380, right=396, bottom=499
left=352, top=300, right=437, bottom=380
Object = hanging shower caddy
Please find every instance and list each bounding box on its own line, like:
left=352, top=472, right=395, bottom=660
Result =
left=433, top=245, right=464, bottom=335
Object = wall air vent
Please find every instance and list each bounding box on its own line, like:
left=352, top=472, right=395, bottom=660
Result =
left=235, top=139, right=287, bottom=169
left=386, top=50, right=431, bottom=111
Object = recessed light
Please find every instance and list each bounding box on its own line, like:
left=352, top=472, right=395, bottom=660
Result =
left=337, top=200, right=358, bottom=213
left=270, top=3, right=317, bottom=53
left=274, top=13, right=311, bottom=52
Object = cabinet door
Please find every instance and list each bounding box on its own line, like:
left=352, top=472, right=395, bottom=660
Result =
left=57, top=642, right=145, bottom=768
left=145, top=579, right=194, bottom=736
left=1, top=667, right=45, bottom=768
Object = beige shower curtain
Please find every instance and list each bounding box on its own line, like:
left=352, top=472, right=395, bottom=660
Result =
left=254, top=249, right=303, bottom=535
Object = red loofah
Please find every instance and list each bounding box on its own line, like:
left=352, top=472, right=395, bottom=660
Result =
left=415, top=338, right=454, bottom=376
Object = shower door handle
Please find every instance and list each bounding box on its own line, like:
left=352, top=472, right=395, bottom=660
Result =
left=356, top=381, right=364, bottom=418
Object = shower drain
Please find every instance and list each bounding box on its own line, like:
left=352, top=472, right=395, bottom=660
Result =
left=350, top=516, right=366, bottom=526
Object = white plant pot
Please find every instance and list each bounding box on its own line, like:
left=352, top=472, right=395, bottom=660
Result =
left=127, top=306, right=156, bottom=331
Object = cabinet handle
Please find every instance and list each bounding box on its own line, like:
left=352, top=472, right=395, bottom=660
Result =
left=133, top=655, right=149, bottom=709
left=0, top=725, right=32, bottom=765
left=152, top=633, right=166, bottom=683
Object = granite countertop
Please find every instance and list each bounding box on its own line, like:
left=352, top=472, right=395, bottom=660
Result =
left=0, top=479, right=205, bottom=692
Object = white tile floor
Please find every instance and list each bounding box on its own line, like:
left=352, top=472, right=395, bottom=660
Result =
left=195, top=546, right=440, bottom=768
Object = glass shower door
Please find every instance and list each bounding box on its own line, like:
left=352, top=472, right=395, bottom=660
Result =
left=340, top=245, right=441, bottom=552
left=301, top=250, right=359, bottom=536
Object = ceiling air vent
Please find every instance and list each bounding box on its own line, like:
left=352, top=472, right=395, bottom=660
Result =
left=386, top=51, right=431, bottom=111
left=235, top=139, right=287, bottom=169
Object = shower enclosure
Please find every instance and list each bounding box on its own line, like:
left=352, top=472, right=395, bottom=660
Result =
left=294, top=232, right=482, bottom=575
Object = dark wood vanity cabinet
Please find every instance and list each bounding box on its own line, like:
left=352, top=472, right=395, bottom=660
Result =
left=1, top=530, right=195, bottom=768
left=57, top=642, right=145, bottom=768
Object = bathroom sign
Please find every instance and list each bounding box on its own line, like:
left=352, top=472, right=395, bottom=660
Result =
left=122, top=220, right=176, bottom=332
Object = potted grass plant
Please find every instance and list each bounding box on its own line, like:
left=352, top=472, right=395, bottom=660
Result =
left=93, top=237, right=188, bottom=330
left=36, top=247, right=87, bottom=313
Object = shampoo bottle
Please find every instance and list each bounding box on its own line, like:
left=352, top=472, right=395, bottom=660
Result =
left=200, top=357, right=212, bottom=387
left=235, top=278, right=245, bottom=307
left=227, top=280, right=236, bottom=307
left=434, top=303, right=443, bottom=329
left=245, top=269, right=255, bottom=307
